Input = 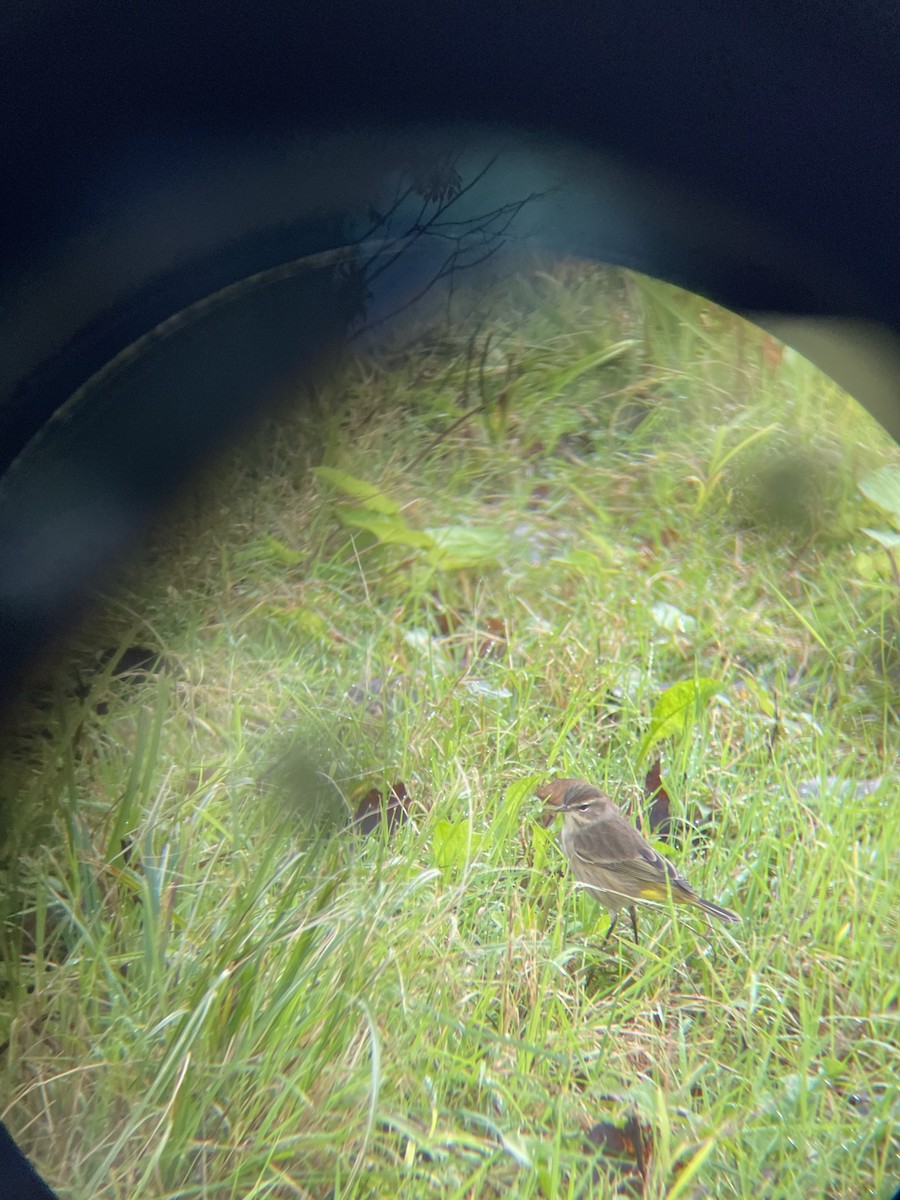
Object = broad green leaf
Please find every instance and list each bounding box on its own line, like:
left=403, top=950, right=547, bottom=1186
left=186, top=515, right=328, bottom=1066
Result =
left=551, top=548, right=602, bottom=573
left=858, top=466, right=900, bottom=526
left=260, top=534, right=304, bottom=565
left=492, top=776, right=542, bottom=843
left=637, top=677, right=723, bottom=763
left=234, top=534, right=303, bottom=567
left=862, top=526, right=900, bottom=550
left=432, top=819, right=476, bottom=878
left=853, top=550, right=893, bottom=581
left=425, top=525, right=506, bottom=569
left=821, top=1056, right=846, bottom=1081
left=337, top=508, right=435, bottom=548
left=552, top=534, right=617, bottom=574
left=312, top=466, right=401, bottom=515
left=503, top=777, right=543, bottom=809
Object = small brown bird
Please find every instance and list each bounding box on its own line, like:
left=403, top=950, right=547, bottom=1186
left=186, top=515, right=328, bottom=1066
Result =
left=537, top=778, right=739, bottom=944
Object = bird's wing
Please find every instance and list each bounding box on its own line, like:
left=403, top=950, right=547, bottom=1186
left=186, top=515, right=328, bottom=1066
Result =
left=569, top=817, right=695, bottom=895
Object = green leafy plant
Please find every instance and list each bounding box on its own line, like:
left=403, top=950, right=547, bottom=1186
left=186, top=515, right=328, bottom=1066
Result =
left=431, top=817, right=478, bottom=880
left=314, top=465, right=506, bottom=570
left=312, top=466, right=403, bottom=514
left=637, top=677, right=724, bottom=764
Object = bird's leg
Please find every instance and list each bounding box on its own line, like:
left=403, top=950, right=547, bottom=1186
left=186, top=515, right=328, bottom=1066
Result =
left=601, top=911, right=619, bottom=945
left=628, top=906, right=639, bottom=944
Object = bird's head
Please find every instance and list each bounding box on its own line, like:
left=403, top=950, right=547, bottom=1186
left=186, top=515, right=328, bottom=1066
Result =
left=535, top=779, right=613, bottom=824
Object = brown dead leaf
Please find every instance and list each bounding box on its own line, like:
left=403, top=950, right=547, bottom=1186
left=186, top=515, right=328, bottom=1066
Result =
left=536, top=778, right=579, bottom=805
left=352, top=782, right=411, bottom=836
left=644, top=758, right=673, bottom=840
left=459, top=615, right=508, bottom=669
left=586, top=1113, right=651, bottom=1195
left=642, top=762, right=716, bottom=849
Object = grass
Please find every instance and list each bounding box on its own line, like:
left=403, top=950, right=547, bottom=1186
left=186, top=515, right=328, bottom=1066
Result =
left=1, top=260, right=898, bottom=1199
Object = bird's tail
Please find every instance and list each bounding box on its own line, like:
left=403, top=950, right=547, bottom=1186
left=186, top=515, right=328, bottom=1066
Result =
left=693, top=894, right=740, bottom=924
